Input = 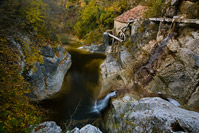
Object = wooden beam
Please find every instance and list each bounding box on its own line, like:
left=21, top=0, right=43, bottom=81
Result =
left=107, top=33, right=124, bottom=42
left=149, top=18, right=199, bottom=24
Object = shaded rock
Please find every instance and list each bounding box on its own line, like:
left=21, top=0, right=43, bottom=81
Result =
left=188, top=87, right=199, bottom=108
left=179, top=1, right=194, bottom=14
left=166, top=6, right=177, bottom=17
left=67, top=124, right=102, bottom=133
left=105, top=97, right=199, bottom=133
left=41, top=45, right=55, bottom=58
left=32, top=121, right=62, bottom=133
left=67, top=127, right=79, bottom=133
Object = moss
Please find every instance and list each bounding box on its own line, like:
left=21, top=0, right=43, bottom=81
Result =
left=123, top=39, right=131, bottom=48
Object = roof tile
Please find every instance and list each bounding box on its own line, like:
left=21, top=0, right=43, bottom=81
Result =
left=114, top=5, right=147, bottom=23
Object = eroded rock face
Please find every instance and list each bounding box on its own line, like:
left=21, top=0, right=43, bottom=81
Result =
left=11, top=36, right=72, bottom=100
left=67, top=124, right=102, bottom=133
left=27, top=45, right=72, bottom=100
left=32, top=121, right=62, bottom=133
left=144, top=31, right=199, bottom=109
left=105, top=97, right=199, bottom=133
left=100, top=47, right=133, bottom=96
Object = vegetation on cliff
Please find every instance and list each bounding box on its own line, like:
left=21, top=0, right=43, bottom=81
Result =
left=0, top=0, right=65, bottom=132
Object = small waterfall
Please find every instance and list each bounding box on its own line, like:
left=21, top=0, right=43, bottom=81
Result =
left=157, top=92, right=180, bottom=107
left=167, top=98, right=180, bottom=107
left=90, top=91, right=117, bottom=113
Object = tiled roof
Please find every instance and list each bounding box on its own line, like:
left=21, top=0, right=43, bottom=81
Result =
left=114, top=5, right=147, bottom=23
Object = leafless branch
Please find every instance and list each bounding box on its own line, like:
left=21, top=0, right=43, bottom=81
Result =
left=64, top=99, right=82, bottom=130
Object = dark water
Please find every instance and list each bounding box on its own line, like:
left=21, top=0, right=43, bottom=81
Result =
left=39, top=46, right=106, bottom=127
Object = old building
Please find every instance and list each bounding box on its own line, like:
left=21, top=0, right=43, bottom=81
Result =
left=114, top=5, right=147, bottom=34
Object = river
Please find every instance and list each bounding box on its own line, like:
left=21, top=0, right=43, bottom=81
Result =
left=39, top=44, right=106, bottom=128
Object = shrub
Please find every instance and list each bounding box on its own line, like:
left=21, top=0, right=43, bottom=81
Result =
left=144, top=0, right=164, bottom=18
left=84, top=28, right=104, bottom=44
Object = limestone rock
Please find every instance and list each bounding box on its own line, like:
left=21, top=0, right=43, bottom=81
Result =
left=32, top=121, right=62, bottom=133
left=80, top=124, right=102, bottom=133
left=28, top=45, right=72, bottom=100
left=119, top=47, right=133, bottom=67
left=82, top=43, right=105, bottom=53
left=100, top=48, right=134, bottom=95
left=100, top=54, right=121, bottom=79
left=67, top=124, right=102, bottom=133
left=11, top=36, right=72, bottom=100
left=105, top=97, right=199, bottom=133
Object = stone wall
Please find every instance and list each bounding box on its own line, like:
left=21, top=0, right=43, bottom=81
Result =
left=114, top=20, right=128, bottom=34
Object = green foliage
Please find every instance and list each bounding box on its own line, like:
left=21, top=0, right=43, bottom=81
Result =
left=144, top=0, right=164, bottom=18
left=74, top=0, right=130, bottom=44
left=74, top=0, right=100, bottom=39
left=84, top=28, right=104, bottom=44
left=0, top=0, right=62, bottom=42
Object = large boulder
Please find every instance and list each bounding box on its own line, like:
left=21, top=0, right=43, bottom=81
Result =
left=27, top=44, right=72, bottom=100
left=11, top=36, right=72, bottom=100
left=105, top=97, right=199, bottom=133
left=67, top=124, right=102, bottom=133
left=32, top=121, right=62, bottom=133
left=11, top=35, right=72, bottom=100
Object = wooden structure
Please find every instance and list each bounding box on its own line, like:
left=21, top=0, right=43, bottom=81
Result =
left=105, top=17, right=199, bottom=54
left=149, top=18, right=199, bottom=24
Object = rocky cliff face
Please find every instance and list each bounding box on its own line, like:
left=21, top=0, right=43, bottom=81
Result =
left=13, top=36, right=71, bottom=100
left=100, top=0, right=199, bottom=111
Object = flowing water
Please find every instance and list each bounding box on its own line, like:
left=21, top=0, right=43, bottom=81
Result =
left=39, top=44, right=106, bottom=127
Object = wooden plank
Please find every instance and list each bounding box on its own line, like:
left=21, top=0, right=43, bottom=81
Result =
left=108, top=33, right=124, bottom=42
left=149, top=18, right=199, bottom=24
